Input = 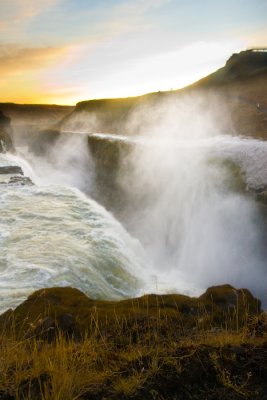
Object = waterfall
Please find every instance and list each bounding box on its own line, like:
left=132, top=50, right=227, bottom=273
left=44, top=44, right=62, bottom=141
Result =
left=1, top=131, right=267, bottom=312
left=0, top=151, right=150, bottom=313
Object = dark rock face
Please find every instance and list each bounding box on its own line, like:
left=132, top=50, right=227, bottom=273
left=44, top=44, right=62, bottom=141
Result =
left=0, top=110, right=11, bottom=130
left=28, top=128, right=61, bottom=156
left=5, top=176, right=33, bottom=186
left=87, top=135, right=133, bottom=212
left=0, top=166, right=23, bottom=175
left=225, top=50, right=267, bottom=79
left=0, top=165, right=33, bottom=186
left=0, top=111, right=14, bottom=152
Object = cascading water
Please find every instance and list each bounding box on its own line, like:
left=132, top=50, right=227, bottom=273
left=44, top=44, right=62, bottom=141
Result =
left=116, top=134, right=267, bottom=305
left=0, top=150, right=150, bottom=313
left=1, top=130, right=267, bottom=312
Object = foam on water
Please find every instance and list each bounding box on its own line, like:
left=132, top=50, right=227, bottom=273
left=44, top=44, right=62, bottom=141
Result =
left=0, top=154, right=150, bottom=312
left=95, top=133, right=267, bottom=305
left=1, top=132, right=267, bottom=312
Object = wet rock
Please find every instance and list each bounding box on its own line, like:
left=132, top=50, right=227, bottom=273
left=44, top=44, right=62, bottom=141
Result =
left=0, top=165, right=33, bottom=186
left=0, top=166, right=23, bottom=175
left=256, top=189, right=267, bottom=205
left=7, top=176, right=33, bottom=186
left=0, top=111, right=14, bottom=152
left=28, top=128, right=61, bottom=156
left=0, top=111, right=11, bottom=130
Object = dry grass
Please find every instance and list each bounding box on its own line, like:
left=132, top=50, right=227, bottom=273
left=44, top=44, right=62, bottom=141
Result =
left=0, top=296, right=266, bottom=400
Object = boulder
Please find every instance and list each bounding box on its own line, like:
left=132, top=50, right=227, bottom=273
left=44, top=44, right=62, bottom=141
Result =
left=0, top=166, right=23, bottom=175
left=6, top=176, right=33, bottom=186
left=199, top=284, right=261, bottom=327
left=0, top=166, right=33, bottom=186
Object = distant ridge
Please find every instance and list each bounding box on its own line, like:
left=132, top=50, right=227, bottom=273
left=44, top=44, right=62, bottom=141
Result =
left=61, top=50, right=267, bottom=139
left=246, top=47, right=267, bottom=51
left=0, top=103, right=74, bottom=126
left=2, top=50, right=266, bottom=139
left=194, top=49, right=267, bottom=86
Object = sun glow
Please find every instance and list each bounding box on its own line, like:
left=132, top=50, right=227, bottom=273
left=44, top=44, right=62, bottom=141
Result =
left=0, top=0, right=264, bottom=105
left=2, top=40, right=241, bottom=105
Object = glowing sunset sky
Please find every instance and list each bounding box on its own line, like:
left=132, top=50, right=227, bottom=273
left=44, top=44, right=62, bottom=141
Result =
left=0, top=0, right=266, bottom=105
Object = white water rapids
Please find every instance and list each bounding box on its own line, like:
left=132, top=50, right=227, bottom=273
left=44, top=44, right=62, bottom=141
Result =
left=1, top=132, right=267, bottom=312
left=0, top=152, right=150, bottom=312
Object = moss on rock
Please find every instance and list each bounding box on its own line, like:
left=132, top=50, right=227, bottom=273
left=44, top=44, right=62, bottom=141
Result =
left=0, top=284, right=261, bottom=341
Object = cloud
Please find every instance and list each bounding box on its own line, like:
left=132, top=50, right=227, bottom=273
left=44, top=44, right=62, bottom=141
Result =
left=0, top=44, right=68, bottom=76
left=0, top=0, right=59, bottom=25
left=112, top=0, right=172, bottom=15
left=244, top=26, right=267, bottom=48
left=0, top=0, right=60, bottom=41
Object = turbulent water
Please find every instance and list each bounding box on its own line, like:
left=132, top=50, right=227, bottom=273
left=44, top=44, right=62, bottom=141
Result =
left=1, top=132, right=267, bottom=312
left=0, top=153, right=149, bottom=313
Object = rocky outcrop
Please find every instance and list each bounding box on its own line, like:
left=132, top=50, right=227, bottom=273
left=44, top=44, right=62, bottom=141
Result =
left=0, top=110, right=14, bottom=152
left=0, top=165, right=23, bottom=175
left=0, top=285, right=265, bottom=400
left=0, top=165, right=33, bottom=186
left=62, top=50, right=267, bottom=139
left=0, top=284, right=262, bottom=340
left=28, top=128, right=61, bottom=156
left=5, top=175, right=33, bottom=186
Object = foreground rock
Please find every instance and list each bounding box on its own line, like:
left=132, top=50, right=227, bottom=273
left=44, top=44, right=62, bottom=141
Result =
left=0, top=284, right=266, bottom=400
left=0, top=284, right=262, bottom=341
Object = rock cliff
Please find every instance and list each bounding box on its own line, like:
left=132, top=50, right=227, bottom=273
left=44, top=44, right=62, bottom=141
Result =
left=0, top=110, right=14, bottom=152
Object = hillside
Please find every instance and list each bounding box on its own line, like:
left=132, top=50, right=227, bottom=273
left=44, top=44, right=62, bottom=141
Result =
left=62, top=50, right=267, bottom=139
left=0, top=103, right=74, bottom=127
left=0, top=103, right=75, bottom=147
left=2, top=50, right=266, bottom=141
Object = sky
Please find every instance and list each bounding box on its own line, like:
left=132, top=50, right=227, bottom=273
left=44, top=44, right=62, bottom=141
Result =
left=0, top=0, right=266, bottom=105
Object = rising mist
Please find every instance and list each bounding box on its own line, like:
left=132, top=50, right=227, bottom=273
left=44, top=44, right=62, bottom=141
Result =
left=13, top=91, right=267, bottom=306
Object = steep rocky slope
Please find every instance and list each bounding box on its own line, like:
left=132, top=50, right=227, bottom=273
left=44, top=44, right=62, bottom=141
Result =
left=62, top=50, right=267, bottom=139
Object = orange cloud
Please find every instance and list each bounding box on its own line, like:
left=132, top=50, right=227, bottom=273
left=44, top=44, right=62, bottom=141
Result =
left=0, top=43, right=73, bottom=104
left=0, top=44, right=68, bottom=76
